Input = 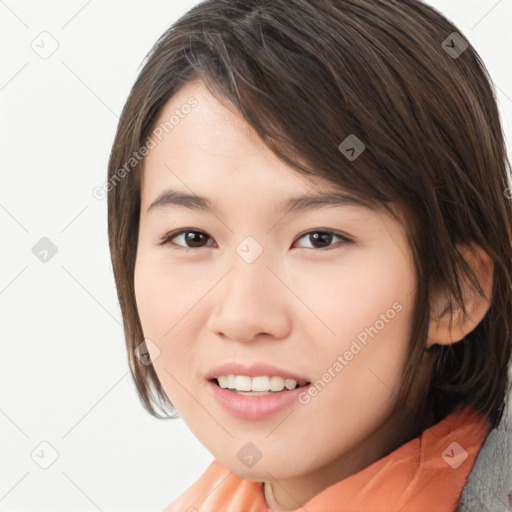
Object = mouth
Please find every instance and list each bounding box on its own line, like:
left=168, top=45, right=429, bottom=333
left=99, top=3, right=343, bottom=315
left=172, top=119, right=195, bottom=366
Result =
left=209, top=377, right=311, bottom=396
left=206, top=375, right=313, bottom=420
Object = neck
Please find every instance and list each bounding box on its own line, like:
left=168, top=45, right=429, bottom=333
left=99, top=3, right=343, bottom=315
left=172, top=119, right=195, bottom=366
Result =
left=263, top=405, right=422, bottom=511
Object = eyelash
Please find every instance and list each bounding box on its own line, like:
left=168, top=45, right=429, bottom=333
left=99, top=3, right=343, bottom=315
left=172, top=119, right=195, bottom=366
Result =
left=158, top=228, right=352, bottom=252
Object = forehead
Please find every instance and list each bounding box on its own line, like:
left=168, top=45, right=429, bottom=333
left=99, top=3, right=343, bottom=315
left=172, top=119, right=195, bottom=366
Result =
left=141, top=80, right=323, bottom=197
left=150, top=79, right=254, bottom=157
left=139, top=80, right=391, bottom=223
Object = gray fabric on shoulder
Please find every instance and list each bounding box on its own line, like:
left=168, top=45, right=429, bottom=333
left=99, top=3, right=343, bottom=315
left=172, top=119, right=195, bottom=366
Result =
left=457, top=363, right=512, bottom=512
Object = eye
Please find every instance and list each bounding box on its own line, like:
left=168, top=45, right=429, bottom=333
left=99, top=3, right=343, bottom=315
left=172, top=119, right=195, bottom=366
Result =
left=159, top=229, right=216, bottom=250
left=293, top=230, right=351, bottom=250
left=159, top=229, right=351, bottom=251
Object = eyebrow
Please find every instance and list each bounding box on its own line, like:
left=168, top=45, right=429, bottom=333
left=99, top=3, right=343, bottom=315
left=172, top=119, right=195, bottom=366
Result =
left=146, top=189, right=372, bottom=215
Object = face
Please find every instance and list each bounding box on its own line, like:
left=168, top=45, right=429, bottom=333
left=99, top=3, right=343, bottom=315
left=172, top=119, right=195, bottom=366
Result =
left=134, top=79, right=418, bottom=490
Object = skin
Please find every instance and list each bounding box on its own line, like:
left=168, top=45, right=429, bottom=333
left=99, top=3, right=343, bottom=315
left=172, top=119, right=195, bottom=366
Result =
left=133, top=79, right=492, bottom=511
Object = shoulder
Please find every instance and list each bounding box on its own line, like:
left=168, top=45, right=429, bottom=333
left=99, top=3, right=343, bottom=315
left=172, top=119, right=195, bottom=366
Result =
left=458, top=388, right=512, bottom=511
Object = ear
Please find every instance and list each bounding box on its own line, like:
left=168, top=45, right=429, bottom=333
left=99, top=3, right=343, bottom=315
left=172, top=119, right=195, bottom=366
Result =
left=426, top=243, right=494, bottom=348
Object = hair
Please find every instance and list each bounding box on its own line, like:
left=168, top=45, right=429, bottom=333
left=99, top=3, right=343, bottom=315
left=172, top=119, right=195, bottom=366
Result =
left=107, top=0, right=512, bottom=433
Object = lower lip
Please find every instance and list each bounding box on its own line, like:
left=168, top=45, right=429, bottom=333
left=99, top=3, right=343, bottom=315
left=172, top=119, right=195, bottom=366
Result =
left=206, top=380, right=310, bottom=420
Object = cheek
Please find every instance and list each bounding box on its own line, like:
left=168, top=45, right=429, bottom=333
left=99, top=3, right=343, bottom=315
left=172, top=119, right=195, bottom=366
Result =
left=297, top=250, right=414, bottom=405
left=135, top=249, right=193, bottom=331
left=134, top=258, right=164, bottom=337
left=296, top=251, right=412, bottom=341
left=133, top=260, right=188, bottom=410
left=134, top=254, right=180, bottom=364
left=133, top=254, right=208, bottom=380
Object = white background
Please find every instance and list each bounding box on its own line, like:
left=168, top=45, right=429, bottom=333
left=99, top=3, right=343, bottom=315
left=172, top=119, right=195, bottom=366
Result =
left=1, top=1, right=511, bottom=510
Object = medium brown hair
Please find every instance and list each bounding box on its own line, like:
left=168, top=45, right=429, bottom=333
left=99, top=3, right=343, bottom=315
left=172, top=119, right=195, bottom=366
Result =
left=107, top=0, right=512, bottom=431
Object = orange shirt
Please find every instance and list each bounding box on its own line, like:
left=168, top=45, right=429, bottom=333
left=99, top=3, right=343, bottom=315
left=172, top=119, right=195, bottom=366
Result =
left=162, top=405, right=490, bottom=512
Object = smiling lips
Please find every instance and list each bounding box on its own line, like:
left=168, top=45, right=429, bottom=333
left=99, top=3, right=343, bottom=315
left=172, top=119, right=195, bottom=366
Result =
left=207, top=379, right=311, bottom=419
left=205, top=361, right=312, bottom=420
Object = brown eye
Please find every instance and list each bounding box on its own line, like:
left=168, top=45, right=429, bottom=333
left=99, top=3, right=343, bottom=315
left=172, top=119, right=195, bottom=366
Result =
left=161, top=230, right=215, bottom=249
left=294, top=230, right=350, bottom=250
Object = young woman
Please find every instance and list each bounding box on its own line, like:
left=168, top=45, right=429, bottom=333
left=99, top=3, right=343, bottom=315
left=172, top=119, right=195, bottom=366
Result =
left=106, top=0, right=512, bottom=510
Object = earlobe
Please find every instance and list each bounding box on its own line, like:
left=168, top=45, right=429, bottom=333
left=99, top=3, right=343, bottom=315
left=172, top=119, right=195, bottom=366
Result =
left=426, top=243, right=494, bottom=348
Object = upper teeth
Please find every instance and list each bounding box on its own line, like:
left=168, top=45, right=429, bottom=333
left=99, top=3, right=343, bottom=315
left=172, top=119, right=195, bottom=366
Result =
left=216, top=375, right=304, bottom=392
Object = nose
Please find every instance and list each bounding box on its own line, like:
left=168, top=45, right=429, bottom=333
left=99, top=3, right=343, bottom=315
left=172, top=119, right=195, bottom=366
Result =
left=207, top=251, right=292, bottom=343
